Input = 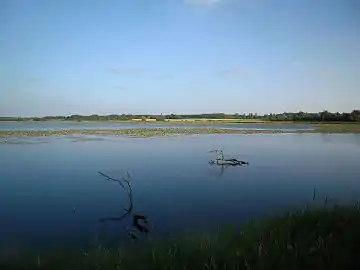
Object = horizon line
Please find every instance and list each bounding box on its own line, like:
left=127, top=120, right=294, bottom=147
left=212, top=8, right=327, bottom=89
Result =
left=1, top=109, right=359, bottom=118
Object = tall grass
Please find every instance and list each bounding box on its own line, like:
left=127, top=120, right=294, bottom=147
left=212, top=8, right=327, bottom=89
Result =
left=2, top=203, right=360, bottom=270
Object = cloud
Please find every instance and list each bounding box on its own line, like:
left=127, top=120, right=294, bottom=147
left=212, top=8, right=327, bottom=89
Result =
left=218, top=67, right=250, bottom=76
left=184, top=0, right=222, bottom=8
left=108, top=67, right=149, bottom=74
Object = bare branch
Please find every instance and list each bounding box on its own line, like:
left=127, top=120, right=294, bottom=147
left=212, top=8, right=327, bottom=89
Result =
left=209, top=149, right=224, bottom=160
left=209, top=149, right=249, bottom=169
left=99, top=211, right=130, bottom=223
left=98, top=171, right=149, bottom=240
left=98, top=171, right=126, bottom=189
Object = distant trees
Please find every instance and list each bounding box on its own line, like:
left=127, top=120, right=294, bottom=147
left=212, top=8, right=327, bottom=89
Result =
left=153, top=115, right=165, bottom=121
left=262, top=110, right=360, bottom=122
left=0, top=110, right=359, bottom=122
left=351, top=110, right=360, bottom=121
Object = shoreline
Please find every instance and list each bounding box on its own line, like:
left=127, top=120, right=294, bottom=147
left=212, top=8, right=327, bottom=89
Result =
left=0, top=125, right=360, bottom=139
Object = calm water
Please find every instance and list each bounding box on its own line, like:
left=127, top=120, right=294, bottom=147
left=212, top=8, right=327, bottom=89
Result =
left=0, top=121, right=314, bottom=131
left=1, top=133, right=360, bottom=249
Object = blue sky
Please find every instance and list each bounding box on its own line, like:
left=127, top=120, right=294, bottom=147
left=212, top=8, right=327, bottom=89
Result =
left=1, top=0, right=359, bottom=116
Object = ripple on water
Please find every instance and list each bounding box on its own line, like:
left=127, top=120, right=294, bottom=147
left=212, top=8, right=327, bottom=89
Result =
left=0, top=137, right=51, bottom=145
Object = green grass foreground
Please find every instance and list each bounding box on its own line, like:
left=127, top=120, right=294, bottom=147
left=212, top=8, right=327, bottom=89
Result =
left=2, top=205, right=360, bottom=270
left=0, top=123, right=360, bottom=140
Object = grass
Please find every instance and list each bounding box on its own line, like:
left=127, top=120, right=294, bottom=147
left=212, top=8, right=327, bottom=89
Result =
left=0, top=123, right=360, bottom=140
left=0, top=119, right=271, bottom=124
left=312, top=123, right=360, bottom=133
left=2, top=204, right=360, bottom=269
left=0, top=123, right=359, bottom=143
left=0, top=128, right=291, bottom=139
left=0, top=128, right=285, bottom=139
left=162, top=118, right=267, bottom=123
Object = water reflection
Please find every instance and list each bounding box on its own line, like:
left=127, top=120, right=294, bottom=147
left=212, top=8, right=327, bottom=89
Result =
left=209, top=163, right=232, bottom=176
left=98, top=171, right=149, bottom=241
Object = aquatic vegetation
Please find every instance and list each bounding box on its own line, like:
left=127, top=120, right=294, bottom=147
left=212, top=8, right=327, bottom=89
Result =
left=0, top=124, right=359, bottom=141
left=2, top=204, right=360, bottom=270
left=0, top=128, right=292, bottom=139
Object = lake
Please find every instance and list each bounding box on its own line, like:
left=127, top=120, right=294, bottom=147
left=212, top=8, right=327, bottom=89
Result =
left=0, top=121, right=315, bottom=131
left=1, top=133, right=360, bottom=250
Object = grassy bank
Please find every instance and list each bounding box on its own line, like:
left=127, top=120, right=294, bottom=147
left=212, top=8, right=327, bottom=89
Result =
left=2, top=204, right=360, bottom=270
left=313, top=123, right=360, bottom=133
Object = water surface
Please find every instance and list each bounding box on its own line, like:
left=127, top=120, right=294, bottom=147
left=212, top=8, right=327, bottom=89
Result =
left=1, top=133, right=359, bottom=249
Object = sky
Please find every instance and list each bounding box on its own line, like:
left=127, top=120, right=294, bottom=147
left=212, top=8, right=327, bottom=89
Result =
left=1, top=0, right=359, bottom=116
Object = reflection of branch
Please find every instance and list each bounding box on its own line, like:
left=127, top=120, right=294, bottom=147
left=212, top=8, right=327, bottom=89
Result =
left=98, top=171, right=149, bottom=240
left=220, top=164, right=230, bottom=176
left=99, top=211, right=130, bottom=223
left=209, top=162, right=231, bottom=176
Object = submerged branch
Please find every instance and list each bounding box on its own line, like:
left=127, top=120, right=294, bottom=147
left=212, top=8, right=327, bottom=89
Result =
left=99, top=211, right=130, bottom=223
left=98, top=171, right=149, bottom=240
left=98, top=171, right=126, bottom=189
left=98, top=171, right=133, bottom=212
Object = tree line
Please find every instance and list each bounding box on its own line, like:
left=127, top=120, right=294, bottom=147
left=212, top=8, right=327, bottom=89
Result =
left=1, top=110, right=359, bottom=122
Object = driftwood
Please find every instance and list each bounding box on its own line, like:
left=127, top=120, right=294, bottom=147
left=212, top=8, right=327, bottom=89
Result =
left=209, top=150, right=249, bottom=166
left=208, top=150, right=249, bottom=176
left=98, top=171, right=149, bottom=240
left=209, top=158, right=249, bottom=166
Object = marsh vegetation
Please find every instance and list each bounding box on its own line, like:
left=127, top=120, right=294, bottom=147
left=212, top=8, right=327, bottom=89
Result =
left=0, top=123, right=360, bottom=142
left=2, top=204, right=360, bottom=270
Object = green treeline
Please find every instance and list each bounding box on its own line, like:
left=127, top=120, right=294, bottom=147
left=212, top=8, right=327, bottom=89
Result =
left=1, top=110, right=359, bottom=122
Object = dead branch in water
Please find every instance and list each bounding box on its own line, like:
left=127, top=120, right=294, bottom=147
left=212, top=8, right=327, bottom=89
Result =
left=209, top=149, right=225, bottom=160
left=98, top=171, right=149, bottom=240
left=98, top=171, right=133, bottom=212
left=209, top=149, right=249, bottom=166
